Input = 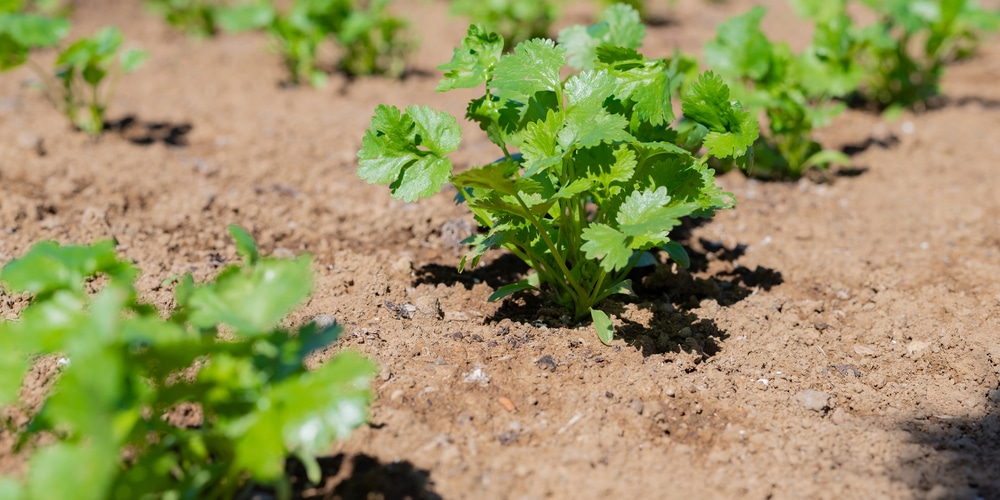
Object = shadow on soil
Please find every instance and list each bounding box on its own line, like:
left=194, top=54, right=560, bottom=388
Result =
left=894, top=411, right=1000, bottom=498
left=418, top=220, right=783, bottom=358
left=250, top=453, right=440, bottom=499
left=105, top=115, right=192, bottom=146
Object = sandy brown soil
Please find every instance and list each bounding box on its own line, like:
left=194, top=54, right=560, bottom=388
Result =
left=2, top=0, right=1000, bottom=498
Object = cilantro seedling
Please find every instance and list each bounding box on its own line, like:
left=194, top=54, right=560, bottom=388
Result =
left=217, top=0, right=410, bottom=86
left=0, top=6, right=147, bottom=136
left=854, top=0, right=1000, bottom=111
left=704, top=6, right=849, bottom=179
left=0, top=226, right=376, bottom=499
left=357, top=8, right=757, bottom=344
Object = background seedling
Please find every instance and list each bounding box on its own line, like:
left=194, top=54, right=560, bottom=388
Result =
left=0, top=4, right=147, bottom=135
left=217, top=0, right=411, bottom=86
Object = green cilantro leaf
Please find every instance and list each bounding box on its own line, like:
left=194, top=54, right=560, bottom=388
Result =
left=357, top=104, right=462, bottom=202
left=488, top=38, right=565, bottom=103
left=437, top=24, right=504, bottom=92
left=581, top=223, right=632, bottom=272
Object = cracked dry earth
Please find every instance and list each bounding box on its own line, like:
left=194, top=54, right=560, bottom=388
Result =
left=1, top=0, right=999, bottom=498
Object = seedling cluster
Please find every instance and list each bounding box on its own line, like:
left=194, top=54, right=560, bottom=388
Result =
left=703, top=0, right=1000, bottom=178
left=1, top=1, right=999, bottom=493
left=0, top=227, right=375, bottom=499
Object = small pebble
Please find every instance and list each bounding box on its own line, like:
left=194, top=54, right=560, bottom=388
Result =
left=414, top=296, right=442, bottom=319
left=831, top=407, right=848, bottom=425
left=631, top=399, right=644, bottom=415
left=536, top=354, right=557, bottom=372
left=795, top=389, right=831, bottom=412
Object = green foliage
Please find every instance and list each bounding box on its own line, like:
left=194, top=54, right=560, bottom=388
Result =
left=0, top=226, right=376, bottom=499
left=704, top=6, right=849, bottom=179
left=0, top=4, right=147, bottom=136
left=449, top=0, right=556, bottom=51
left=0, top=1, right=68, bottom=70
left=851, top=0, right=998, bottom=110
left=217, top=0, right=410, bottom=85
left=358, top=8, right=757, bottom=343
left=143, top=0, right=223, bottom=36
left=53, top=27, right=149, bottom=135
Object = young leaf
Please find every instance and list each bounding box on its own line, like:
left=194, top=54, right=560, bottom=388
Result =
left=436, top=24, right=504, bottom=92
left=581, top=223, right=632, bottom=272
left=357, top=104, right=462, bottom=202
left=590, top=308, right=614, bottom=345
left=559, top=3, right=644, bottom=70
left=488, top=278, right=538, bottom=302
left=228, top=224, right=260, bottom=265
left=488, top=38, right=565, bottom=103
left=185, top=256, right=313, bottom=334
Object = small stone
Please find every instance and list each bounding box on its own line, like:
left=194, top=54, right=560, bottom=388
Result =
left=536, top=355, right=557, bottom=372
left=463, top=366, right=489, bottom=385
left=831, top=407, right=848, bottom=425
left=414, top=296, right=443, bottom=319
left=391, top=256, right=412, bottom=273
left=390, top=389, right=404, bottom=401
left=380, top=368, right=392, bottom=381
left=795, top=389, right=831, bottom=412
left=907, top=340, right=932, bottom=359
left=16, top=132, right=42, bottom=153
left=853, top=344, right=876, bottom=356
left=631, top=399, right=644, bottom=415
left=444, top=310, right=470, bottom=322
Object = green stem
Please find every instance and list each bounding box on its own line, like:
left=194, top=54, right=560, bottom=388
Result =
left=513, top=192, right=588, bottom=304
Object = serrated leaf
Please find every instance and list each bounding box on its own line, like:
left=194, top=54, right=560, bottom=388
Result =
left=590, top=308, right=614, bottom=345
left=559, top=101, right=632, bottom=151
left=518, top=109, right=564, bottom=176
left=559, top=3, right=644, bottom=70
left=581, top=223, right=632, bottom=272
left=488, top=38, right=565, bottom=103
left=437, top=24, right=504, bottom=92
left=357, top=105, right=462, bottom=202
left=703, top=106, right=757, bottom=159
left=451, top=161, right=518, bottom=195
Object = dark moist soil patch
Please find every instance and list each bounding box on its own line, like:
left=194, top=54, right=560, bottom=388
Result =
left=2, top=0, right=1000, bottom=498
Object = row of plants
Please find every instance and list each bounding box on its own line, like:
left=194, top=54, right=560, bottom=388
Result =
left=355, top=0, right=1000, bottom=344
left=704, top=0, right=1000, bottom=178
left=1, top=1, right=998, bottom=496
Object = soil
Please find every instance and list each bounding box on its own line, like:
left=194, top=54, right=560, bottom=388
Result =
left=2, top=0, right=1000, bottom=499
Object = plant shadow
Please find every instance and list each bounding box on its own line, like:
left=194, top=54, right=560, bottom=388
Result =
left=893, top=411, right=1000, bottom=498
left=478, top=235, right=782, bottom=358
left=105, top=115, right=192, bottom=146
left=248, top=453, right=440, bottom=499
left=414, top=252, right=529, bottom=291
